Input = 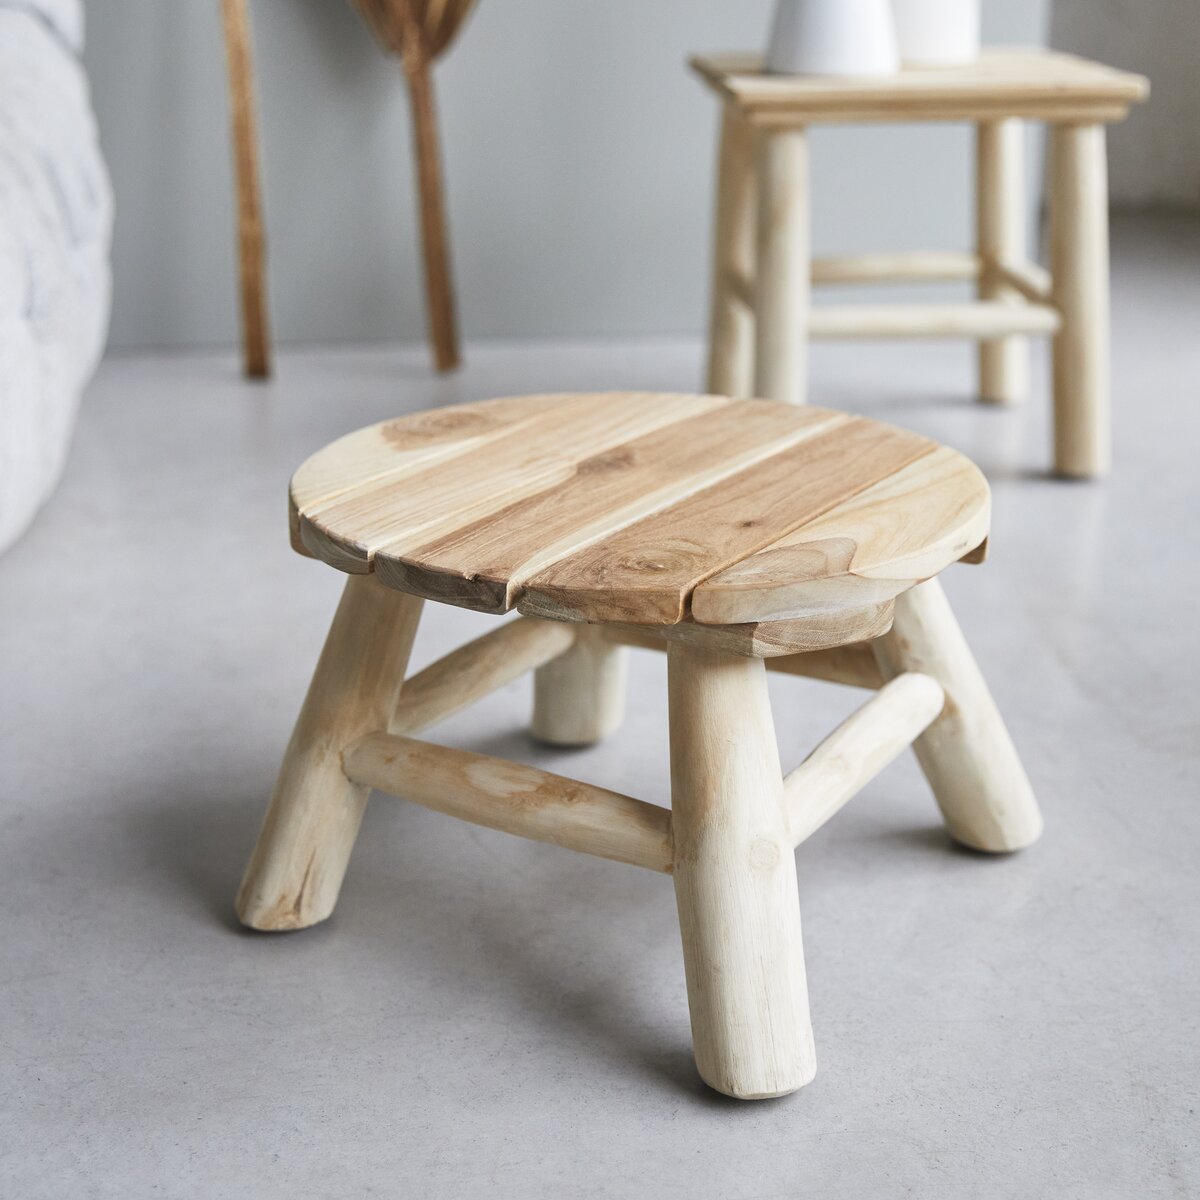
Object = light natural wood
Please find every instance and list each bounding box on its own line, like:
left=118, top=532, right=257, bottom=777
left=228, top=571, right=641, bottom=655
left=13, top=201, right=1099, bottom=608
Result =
left=391, top=616, right=576, bottom=734
left=1050, top=122, right=1111, bottom=478
left=609, top=625, right=886, bottom=686
left=531, top=625, right=627, bottom=746
left=242, top=392, right=1047, bottom=1099
left=807, top=301, right=1060, bottom=339
left=342, top=731, right=674, bottom=873
left=706, top=106, right=758, bottom=397
left=219, top=0, right=271, bottom=379
left=596, top=603, right=894, bottom=660
left=288, top=394, right=998, bottom=635
left=236, top=575, right=423, bottom=930
left=696, top=49, right=1145, bottom=479
left=402, top=36, right=458, bottom=372
left=691, top=445, right=989, bottom=624
left=993, top=259, right=1052, bottom=305
left=669, top=642, right=815, bottom=1098
left=520, top=416, right=930, bottom=625
left=288, top=393, right=569, bottom=553
left=352, top=0, right=477, bottom=373
left=784, top=672, right=945, bottom=845
left=870, top=578, right=1043, bottom=852
left=300, top=393, right=722, bottom=573
left=812, top=251, right=980, bottom=285
left=379, top=399, right=835, bottom=612
left=754, top=129, right=809, bottom=405
left=977, top=119, right=1029, bottom=404
left=767, top=643, right=884, bottom=688
left=691, top=49, right=1149, bottom=127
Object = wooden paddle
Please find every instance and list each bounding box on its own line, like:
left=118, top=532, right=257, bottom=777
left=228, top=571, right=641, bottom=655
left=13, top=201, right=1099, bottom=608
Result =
left=352, top=0, right=477, bottom=372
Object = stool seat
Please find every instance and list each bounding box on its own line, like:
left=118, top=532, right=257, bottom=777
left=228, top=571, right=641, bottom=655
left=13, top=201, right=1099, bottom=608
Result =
left=291, top=392, right=989, bottom=627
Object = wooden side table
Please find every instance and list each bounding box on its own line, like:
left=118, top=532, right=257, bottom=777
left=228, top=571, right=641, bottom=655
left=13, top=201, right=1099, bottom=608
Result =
left=236, top=392, right=1042, bottom=1100
left=693, top=49, right=1148, bottom=478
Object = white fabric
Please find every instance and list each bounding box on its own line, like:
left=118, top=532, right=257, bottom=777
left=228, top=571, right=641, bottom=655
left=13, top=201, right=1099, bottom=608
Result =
left=0, top=0, right=111, bottom=553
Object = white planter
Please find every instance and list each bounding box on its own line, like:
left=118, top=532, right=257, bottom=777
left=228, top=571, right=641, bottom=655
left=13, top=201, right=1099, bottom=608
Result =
left=892, top=0, right=982, bottom=67
left=765, top=0, right=899, bottom=78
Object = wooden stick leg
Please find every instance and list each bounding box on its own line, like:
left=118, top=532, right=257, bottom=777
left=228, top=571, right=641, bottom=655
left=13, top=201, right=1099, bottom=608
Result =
left=754, top=128, right=809, bottom=406
left=404, top=52, right=460, bottom=374
left=220, top=0, right=272, bottom=379
left=669, top=643, right=815, bottom=1099
left=705, top=105, right=758, bottom=397
left=531, top=625, right=626, bottom=746
left=977, top=119, right=1029, bottom=404
left=1050, top=123, right=1110, bottom=477
left=236, top=576, right=423, bottom=930
left=871, top=579, right=1043, bottom=852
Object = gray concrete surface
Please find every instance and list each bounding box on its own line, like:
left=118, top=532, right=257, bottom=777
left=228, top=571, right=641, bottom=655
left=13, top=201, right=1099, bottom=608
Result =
left=2, top=214, right=1197, bottom=1197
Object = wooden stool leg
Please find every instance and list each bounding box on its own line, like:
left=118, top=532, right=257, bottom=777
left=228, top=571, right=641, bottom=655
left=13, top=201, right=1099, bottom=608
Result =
left=531, top=626, right=626, bottom=746
left=871, top=579, right=1043, bottom=852
left=754, top=128, right=810, bottom=406
left=220, top=0, right=271, bottom=380
left=705, top=105, right=758, bottom=398
left=977, top=119, right=1029, bottom=405
left=1050, top=122, right=1111, bottom=478
left=236, top=576, right=423, bottom=930
left=668, top=643, right=816, bottom=1099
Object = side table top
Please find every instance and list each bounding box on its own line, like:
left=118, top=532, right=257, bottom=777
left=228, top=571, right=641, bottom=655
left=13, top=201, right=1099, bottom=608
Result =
left=690, top=47, right=1149, bottom=126
left=290, top=393, right=990, bottom=627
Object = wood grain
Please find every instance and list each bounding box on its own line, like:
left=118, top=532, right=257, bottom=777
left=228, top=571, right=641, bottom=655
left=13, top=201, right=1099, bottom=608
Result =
left=376, top=400, right=840, bottom=611
left=691, top=49, right=1149, bottom=126
left=668, top=643, right=815, bottom=1098
left=299, top=394, right=720, bottom=572
left=784, top=672, right=945, bottom=845
left=343, top=731, right=674, bottom=873
left=691, top=445, right=988, bottom=624
left=871, top=579, right=1043, bottom=852
left=519, top=417, right=932, bottom=625
left=291, top=393, right=990, bottom=631
left=236, top=575, right=422, bottom=930
left=220, top=0, right=271, bottom=379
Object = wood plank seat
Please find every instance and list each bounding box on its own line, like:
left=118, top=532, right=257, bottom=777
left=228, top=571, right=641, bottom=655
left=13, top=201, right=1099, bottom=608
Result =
left=289, top=392, right=990, bottom=646
left=238, top=392, right=1041, bottom=1102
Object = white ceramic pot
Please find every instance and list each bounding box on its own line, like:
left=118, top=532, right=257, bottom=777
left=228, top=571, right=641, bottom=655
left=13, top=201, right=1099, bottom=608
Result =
left=892, top=0, right=981, bottom=67
left=765, top=0, right=899, bottom=78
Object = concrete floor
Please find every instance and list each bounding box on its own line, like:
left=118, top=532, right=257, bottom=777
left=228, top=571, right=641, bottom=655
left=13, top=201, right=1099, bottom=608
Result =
left=2, top=215, right=1198, bottom=1197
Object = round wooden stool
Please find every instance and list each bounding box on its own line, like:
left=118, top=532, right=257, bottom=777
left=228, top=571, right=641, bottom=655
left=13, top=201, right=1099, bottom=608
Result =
left=237, top=392, right=1042, bottom=1099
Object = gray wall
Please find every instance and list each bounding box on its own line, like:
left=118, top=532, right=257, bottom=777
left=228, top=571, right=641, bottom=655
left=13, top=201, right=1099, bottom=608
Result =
left=84, top=0, right=1048, bottom=352
left=1052, top=0, right=1199, bottom=207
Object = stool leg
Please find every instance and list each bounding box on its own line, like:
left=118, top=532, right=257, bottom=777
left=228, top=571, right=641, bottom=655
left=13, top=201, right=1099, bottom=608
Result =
left=668, top=643, right=816, bottom=1099
left=1050, top=122, right=1111, bottom=478
left=754, top=128, right=810, bottom=406
left=871, top=579, right=1042, bottom=852
left=977, top=119, right=1029, bottom=405
left=236, top=575, right=423, bottom=930
left=531, top=625, right=626, bottom=746
left=706, top=104, right=758, bottom=398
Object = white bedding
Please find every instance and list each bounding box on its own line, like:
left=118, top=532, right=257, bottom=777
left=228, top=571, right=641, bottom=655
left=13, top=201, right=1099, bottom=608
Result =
left=0, top=0, right=111, bottom=553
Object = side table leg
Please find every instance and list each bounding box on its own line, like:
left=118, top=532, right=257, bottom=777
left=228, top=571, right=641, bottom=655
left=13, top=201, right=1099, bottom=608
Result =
left=532, top=626, right=626, bottom=746
left=669, top=643, right=816, bottom=1099
left=1050, top=123, right=1111, bottom=478
left=237, top=576, right=423, bottom=930
left=871, top=579, right=1043, bottom=852
left=977, top=119, right=1029, bottom=405
left=754, top=128, right=810, bottom=406
left=705, top=105, right=759, bottom=398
